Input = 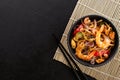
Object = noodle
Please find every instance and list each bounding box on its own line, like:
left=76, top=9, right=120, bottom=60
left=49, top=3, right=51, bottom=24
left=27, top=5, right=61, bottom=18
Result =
left=71, top=17, right=115, bottom=64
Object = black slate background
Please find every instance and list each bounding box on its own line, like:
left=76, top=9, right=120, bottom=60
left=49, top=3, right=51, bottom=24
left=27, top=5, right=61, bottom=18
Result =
left=0, top=0, right=96, bottom=80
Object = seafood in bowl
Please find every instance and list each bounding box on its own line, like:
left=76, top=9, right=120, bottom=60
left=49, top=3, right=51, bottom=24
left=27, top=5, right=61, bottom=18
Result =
left=67, top=15, right=119, bottom=66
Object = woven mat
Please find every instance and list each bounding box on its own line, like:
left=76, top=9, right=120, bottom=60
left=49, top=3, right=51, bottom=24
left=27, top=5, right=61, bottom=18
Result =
left=53, top=0, right=120, bottom=80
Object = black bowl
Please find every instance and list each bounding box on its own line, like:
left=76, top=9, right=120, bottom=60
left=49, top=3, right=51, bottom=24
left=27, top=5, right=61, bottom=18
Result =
left=67, top=15, right=119, bottom=67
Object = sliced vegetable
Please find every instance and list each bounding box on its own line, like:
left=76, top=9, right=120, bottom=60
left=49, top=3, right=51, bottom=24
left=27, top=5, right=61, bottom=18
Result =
left=85, top=41, right=94, bottom=47
left=73, top=24, right=83, bottom=35
left=82, top=46, right=89, bottom=55
left=90, top=56, right=96, bottom=64
left=98, top=21, right=105, bottom=26
left=94, top=51, right=99, bottom=56
left=99, top=49, right=110, bottom=57
left=73, top=32, right=83, bottom=41
left=97, top=19, right=103, bottom=23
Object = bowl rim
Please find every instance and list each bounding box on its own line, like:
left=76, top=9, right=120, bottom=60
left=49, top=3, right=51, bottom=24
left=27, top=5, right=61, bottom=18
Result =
left=67, top=14, right=119, bottom=67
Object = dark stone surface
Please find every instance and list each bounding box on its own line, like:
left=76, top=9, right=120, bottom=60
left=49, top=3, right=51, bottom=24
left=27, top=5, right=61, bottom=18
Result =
left=0, top=0, right=96, bottom=80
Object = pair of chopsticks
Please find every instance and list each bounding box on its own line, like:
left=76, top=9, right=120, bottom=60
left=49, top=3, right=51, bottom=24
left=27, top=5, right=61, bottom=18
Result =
left=53, top=34, right=88, bottom=80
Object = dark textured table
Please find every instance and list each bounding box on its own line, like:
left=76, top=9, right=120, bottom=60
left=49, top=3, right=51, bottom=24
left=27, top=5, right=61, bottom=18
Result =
left=0, top=0, right=96, bottom=80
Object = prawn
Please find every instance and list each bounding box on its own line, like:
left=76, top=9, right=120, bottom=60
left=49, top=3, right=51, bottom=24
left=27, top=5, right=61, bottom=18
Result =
left=76, top=41, right=96, bottom=61
left=96, top=25, right=111, bottom=49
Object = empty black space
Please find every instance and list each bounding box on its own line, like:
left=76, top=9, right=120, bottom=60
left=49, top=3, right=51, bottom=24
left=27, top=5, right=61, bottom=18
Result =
left=0, top=0, right=96, bottom=80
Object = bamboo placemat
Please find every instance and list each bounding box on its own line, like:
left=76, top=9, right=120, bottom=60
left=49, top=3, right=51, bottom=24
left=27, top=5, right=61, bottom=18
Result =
left=53, top=0, right=120, bottom=80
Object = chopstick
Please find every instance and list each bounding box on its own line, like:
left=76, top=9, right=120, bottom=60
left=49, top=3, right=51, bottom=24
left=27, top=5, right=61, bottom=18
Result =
left=53, top=34, right=88, bottom=80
